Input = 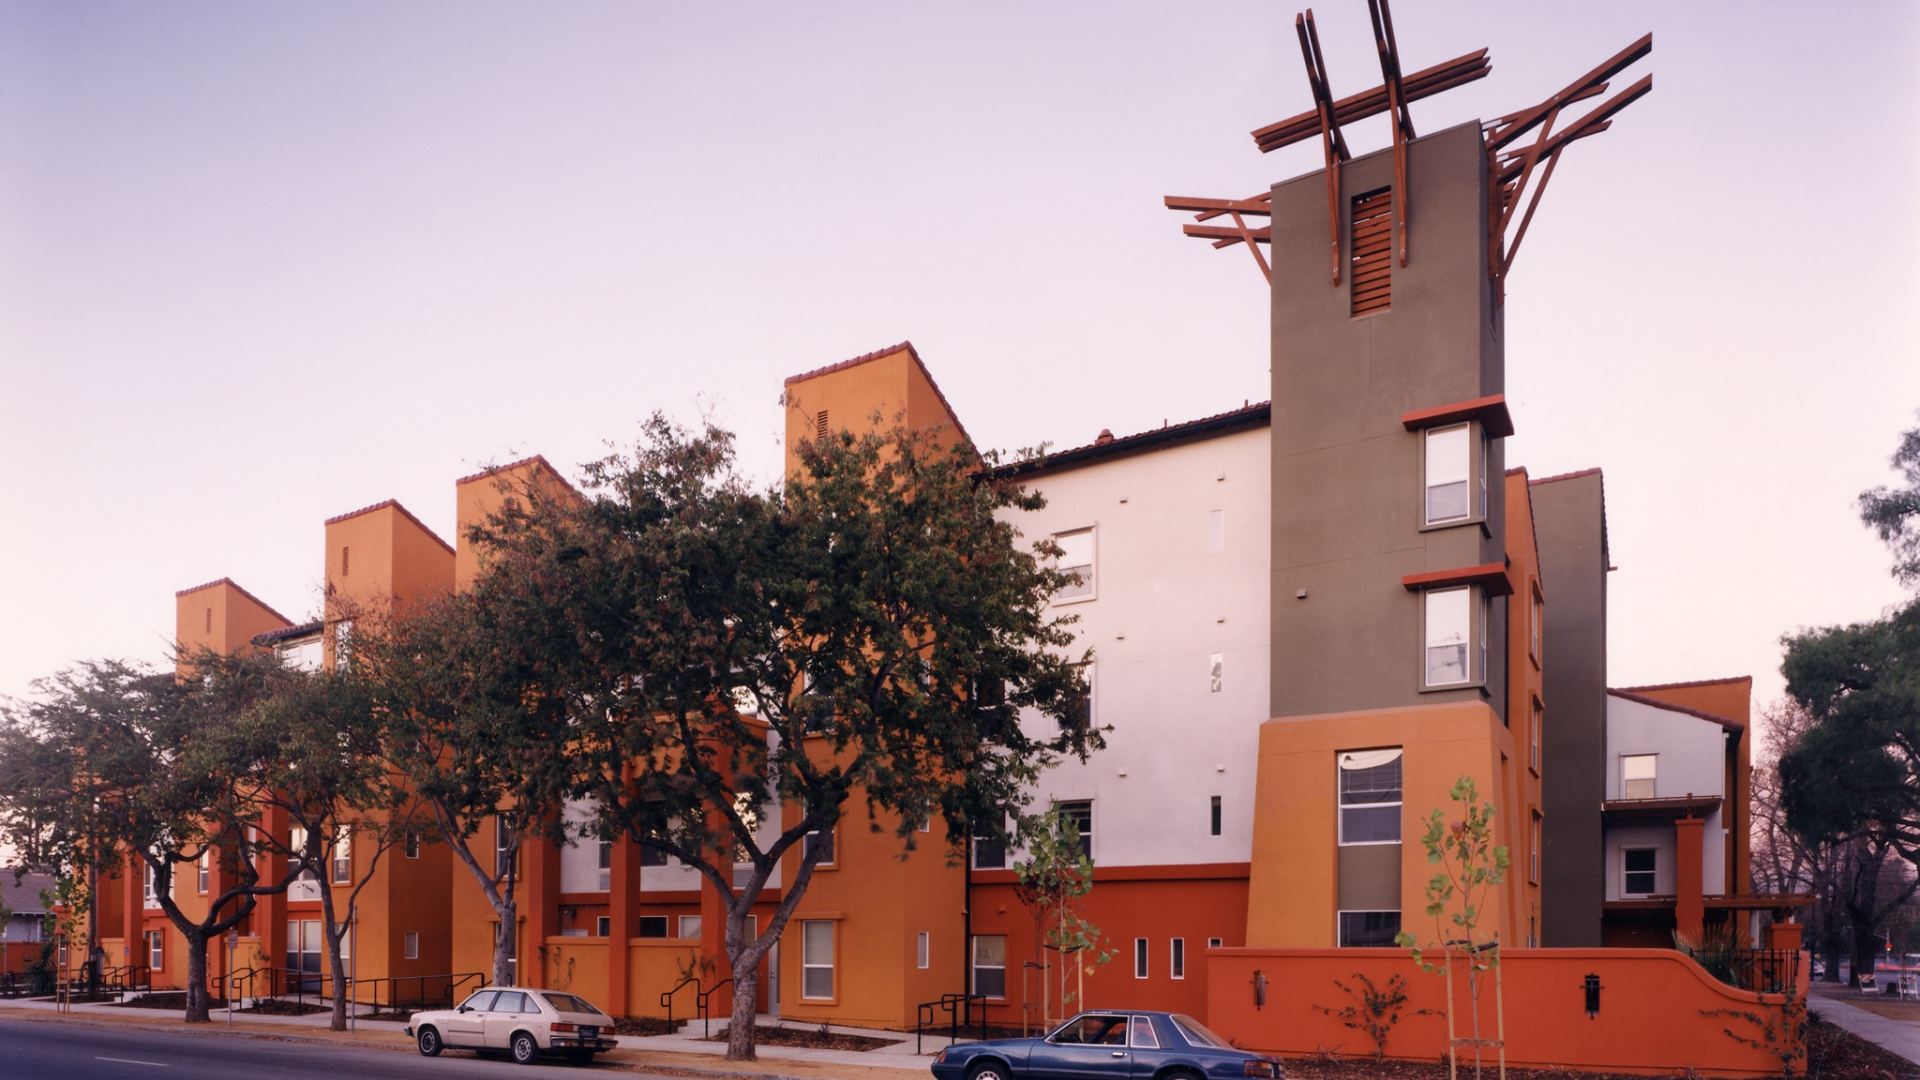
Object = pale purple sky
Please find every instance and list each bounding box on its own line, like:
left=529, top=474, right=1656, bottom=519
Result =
left=2, top=2, right=1915, bottom=712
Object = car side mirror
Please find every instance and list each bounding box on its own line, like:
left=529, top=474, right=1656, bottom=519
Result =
left=458, top=1005, right=470, bottom=1013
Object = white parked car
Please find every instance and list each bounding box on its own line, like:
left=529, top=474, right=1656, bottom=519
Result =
left=407, top=987, right=620, bottom=1065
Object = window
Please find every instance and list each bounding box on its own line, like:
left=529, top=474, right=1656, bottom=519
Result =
left=1208, top=509, right=1225, bottom=552
left=1052, top=1014, right=1130, bottom=1044
left=678, top=916, right=702, bottom=940
left=1133, top=938, right=1149, bottom=978
left=1062, top=662, right=1095, bottom=735
left=1622, top=755, right=1656, bottom=799
left=332, top=827, right=352, bottom=884
left=147, top=929, right=165, bottom=970
left=917, top=931, right=930, bottom=969
left=1350, top=187, right=1392, bottom=316
left=1171, top=938, right=1186, bottom=979
left=198, top=850, right=210, bottom=894
left=333, top=619, right=353, bottom=671
left=405, top=833, right=421, bottom=859
left=1210, top=795, right=1222, bottom=837
left=1132, top=1015, right=1161, bottom=1048
left=973, top=835, right=1006, bottom=870
left=1424, top=424, right=1471, bottom=525
left=640, top=843, right=669, bottom=866
left=597, top=840, right=612, bottom=892
left=1338, top=749, right=1402, bottom=844
left=495, top=817, right=515, bottom=879
left=1529, top=586, right=1543, bottom=664
left=805, top=827, right=835, bottom=866
left=281, top=637, right=323, bottom=672
left=1529, top=699, right=1543, bottom=774
left=1424, top=587, right=1473, bottom=687
left=1529, top=812, right=1542, bottom=884
left=639, top=916, right=669, bottom=938
left=972, top=934, right=1006, bottom=998
left=1623, top=847, right=1657, bottom=895
left=1338, top=911, right=1401, bottom=947
left=1207, top=937, right=1223, bottom=949
left=1053, top=529, right=1095, bottom=602
left=802, top=920, right=834, bottom=999
left=596, top=916, right=611, bottom=937
left=1056, top=800, right=1093, bottom=860
left=143, top=863, right=157, bottom=907
left=404, top=931, right=419, bottom=960
left=1209, top=653, right=1223, bottom=694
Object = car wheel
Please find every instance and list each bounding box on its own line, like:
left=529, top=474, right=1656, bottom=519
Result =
left=967, top=1061, right=1010, bottom=1080
left=511, top=1031, right=541, bottom=1065
left=416, top=1026, right=443, bottom=1057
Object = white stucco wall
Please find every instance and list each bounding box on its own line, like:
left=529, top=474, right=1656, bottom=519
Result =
left=559, top=797, right=785, bottom=894
left=1602, top=694, right=1729, bottom=899
left=998, top=423, right=1271, bottom=868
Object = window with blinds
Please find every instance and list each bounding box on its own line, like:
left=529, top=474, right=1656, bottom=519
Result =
left=1350, top=188, right=1393, bottom=316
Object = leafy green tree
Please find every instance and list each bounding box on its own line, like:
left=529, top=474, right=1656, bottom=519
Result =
left=461, top=414, right=1098, bottom=1060
left=1012, top=807, right=1112, bottom=1030
left=1396, top=776, right=1509, bottom=1080
left=1859, top=418, right=1920, bottom=587
left=0, top=656, right=313, bottom=1022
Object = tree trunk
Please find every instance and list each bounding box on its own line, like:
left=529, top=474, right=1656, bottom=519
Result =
left=183, top=930, right=211, bottom=1023
left=492, top=897, right=517, bottom=986
left=726, top=960, right=759, bottom=1061
left=318, top=877, right=348, bottom=1031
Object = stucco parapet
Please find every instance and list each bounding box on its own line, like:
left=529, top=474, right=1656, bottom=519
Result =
left=172, top=576, right=294, bottom=626
left=781, top=339, right=975, bottom=449
left=1607, top=688, right=1744, bottom=731
left=323, top=498, right=456, bottom=556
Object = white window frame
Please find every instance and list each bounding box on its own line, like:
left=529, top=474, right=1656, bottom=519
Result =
left=197, top=850, right=210, bottom=894
left=1207, top=937, right=1223, bottom=949
left=1208, top=509, right=1225, bottom=552
left=143, top=863, right=158, bottom=908
left=1422, top=423, right=1480, bottom=527
left=1528, top=584, right=1543, bottom=665
left=917, top=931, right=930, bottom=969
left=1170, top=938, right=1185, bottom=980
left=1529, top=698, right=1542, bottom=775
left=1209, top=653, right=1223, bottom=695
left=597, top=840, right=612, bottom=892
left=1421, top=586, right=1482, bottom=689
left=405, top=833, right=421, bottom=859
left=148, top=929, right=165, bottom=970
left=1622, top=846, right=1658, bottom=896
left=596, top=916, right=611, bottom=937
left=1055, top=799, right=1093, bottom=861
left=972, top=934, right=1007, bottom=999
left=1622, top=754, right=1657, bottom=799
left=403, top=931, right=419, bottom=959
left=1133, top=937, right=1149, bottom=979
left=801, top=920, right=835, bottom=1000
left=1338, top=749, right=1403, bottom=846
left=1530, top=812, right=1542, bottom=884
left=678, top=915, right=702, bottom=940
left=1052, top=528, right=1096, bottom=604
left=332, top=826, right=351, bottom=885
left=805, top=827, right=836, bottom=867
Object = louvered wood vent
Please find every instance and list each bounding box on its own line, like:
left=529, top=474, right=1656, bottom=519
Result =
left=1350, top=188, right=1393, bottom=317
left=815, top=410, right=829, bottom=440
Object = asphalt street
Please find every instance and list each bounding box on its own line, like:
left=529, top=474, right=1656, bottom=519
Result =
left=0, top=1017, right=646, bottom=1079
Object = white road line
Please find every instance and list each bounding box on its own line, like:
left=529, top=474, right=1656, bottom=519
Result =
left=94, top=1057, right=172, bottom=1067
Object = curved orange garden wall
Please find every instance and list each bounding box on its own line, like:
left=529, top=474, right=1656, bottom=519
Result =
left=1207, top=948, right=1805, bottom=1078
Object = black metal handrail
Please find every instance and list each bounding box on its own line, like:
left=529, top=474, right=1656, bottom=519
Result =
left=219, top=966, right=489, bottom=1015
left=660, top=975, right=700, bottom=1033
left=697, top=978, right=733, bottom=1038
left=917, top=993, right=989, bottom=1055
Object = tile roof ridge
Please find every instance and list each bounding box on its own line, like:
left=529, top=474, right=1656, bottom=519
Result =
left=995, top=399, right=1272, bottom=477
left=1506, top=466, right=1543, bottom=590
left=1616, top=675, right=1753, bottom=692
left=252, top=620, right=324, bottom=647
left=323, top=499, right=457, bottom=557
left=1607, top=687, right=1746, bottom=730
left=454, top=453, right=584, bottom=499
left=783, top=340, right=974, bottom=449
left=1528, top=466, right=1603, bottom=486
left=172, top=577, right=295, bottom=627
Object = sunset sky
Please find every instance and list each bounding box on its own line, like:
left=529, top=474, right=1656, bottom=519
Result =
left=2, top=1, right=1915, bottom=713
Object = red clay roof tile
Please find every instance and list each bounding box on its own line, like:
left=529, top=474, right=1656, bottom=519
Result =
left=323, top=499, right=456, bottom=557
left=172, top=577, right=294, bottom=627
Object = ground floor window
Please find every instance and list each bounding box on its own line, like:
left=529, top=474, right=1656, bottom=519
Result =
left=596, top=916, right=611, bottom=937
left=1170, top=938, right=1185, bottom=979
left=1134, top=937, right=1149, bottom=978
left=917, top=931, right=930, bottom=969
left=403, top=932, right=419, bottom=960
left=972, top=934, right=1006, bottom=998
left=147, top=929, right=165, bottom=971
left=1337, top=911, right=1400, bottom=947
left=678, top=915, right=702, bottom=939
left=802, top=920, right=834, bottom=999
left=639, top=916, right=668, bottom=938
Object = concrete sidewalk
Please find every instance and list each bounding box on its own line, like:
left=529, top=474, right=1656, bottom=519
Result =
left=0, top=998, right=944, bottom=1080
left=1808, top=995, right=1920, bottom=1068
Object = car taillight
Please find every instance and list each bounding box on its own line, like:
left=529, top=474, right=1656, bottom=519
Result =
left=1243, top=1061, right=1276, bottom=1077
left=551, top=1022, right=577, bottom=1033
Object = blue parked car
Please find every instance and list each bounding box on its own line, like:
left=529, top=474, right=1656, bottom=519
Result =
left=930, top=1011, right=1283, bottom=1080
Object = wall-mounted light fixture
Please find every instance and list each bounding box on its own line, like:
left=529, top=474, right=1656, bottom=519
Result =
left=1251, top=969, right=1268, bottom=1010
left=1583, top=973, right=1604, bottom=1018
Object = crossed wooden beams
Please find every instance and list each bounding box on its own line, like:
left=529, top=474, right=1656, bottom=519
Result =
left=1164, top=1, right=1650, bottom=301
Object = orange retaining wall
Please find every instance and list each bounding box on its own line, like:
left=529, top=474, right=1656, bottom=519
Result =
left=1207, top=948, right=1806, bottom=1078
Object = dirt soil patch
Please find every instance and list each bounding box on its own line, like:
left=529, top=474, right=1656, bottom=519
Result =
left=613, top=1016, right=678, bottom=1036
left=361, top=1009, right=416, bottom=1023
left=111, top=992, right=230, bottom=1010
left=699, top=1024, right=901, bottom=1051
left=237, top=998, right=329, bottom=1016
left=1278, top=1016, right=1917, bottom=1080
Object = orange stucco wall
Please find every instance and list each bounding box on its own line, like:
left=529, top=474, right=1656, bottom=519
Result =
left=1503, top=470, right=1547, bottom=944
left=781, top=343, right=969, bottom=480
left=1247, top=701, right=1529, bottom=949
left=1207, top=947, right=1805, bottom=1077
left=174, top=578, right=293, bottom=662
left=322, top=500, right=454, bottom=668
left=454, top=455, right=581, bottom=592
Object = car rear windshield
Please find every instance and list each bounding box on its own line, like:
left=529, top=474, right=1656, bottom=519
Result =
left=541, top=992, right=604, bottom=1015
left=1171, top=1014, right=1232, bottom=1049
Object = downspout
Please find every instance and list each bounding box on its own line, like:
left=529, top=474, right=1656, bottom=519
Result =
left=963, top=832, right=973, bottom=1005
